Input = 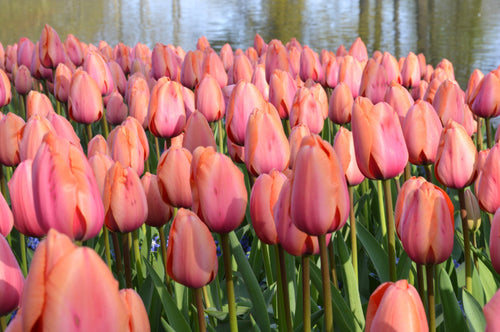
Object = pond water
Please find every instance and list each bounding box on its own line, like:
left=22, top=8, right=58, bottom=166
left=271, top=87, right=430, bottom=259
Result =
left=1, top=0, right=499, bottom=87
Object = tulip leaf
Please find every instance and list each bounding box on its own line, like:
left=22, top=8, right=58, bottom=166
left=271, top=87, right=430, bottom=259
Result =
left=356, top=222, right=390, bottom=282
left=477, top=258, right=499, bottom=302
left=229, top=231, right=272, bottom=332
left=335, top=234, right=365, bottom=330
left=145, top=260, right=192, bottom=332
left=438, top=268, right=467, bottom=332
left=463, top=288, right=486, bottom=332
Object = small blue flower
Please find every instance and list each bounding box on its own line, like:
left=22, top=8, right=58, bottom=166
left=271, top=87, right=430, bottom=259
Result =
left=214, top=239, right=222, bottom=257
left=27, top=237, right=40, bottom=251
left=151, top=235, right=161, bottom=253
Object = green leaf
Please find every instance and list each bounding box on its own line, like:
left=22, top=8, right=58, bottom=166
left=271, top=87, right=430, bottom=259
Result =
left=477, top=258, right=499, bottom=302
left=229, top=231, right=271, bottom=332
left=438, top=268, right=467, bottom=332
left=335, top=234, right=364, bottom=331
left=463, top=288, right=486, bottom=332
left=145, top=260, right=192, bottom=332
left=356, top=222, right=390, bottom=282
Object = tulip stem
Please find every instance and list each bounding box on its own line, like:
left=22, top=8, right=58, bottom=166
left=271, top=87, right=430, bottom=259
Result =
left=417, top=264, right=426, bottom=311
left=485, top=117, right=493, bottom=149
left=220, top=232, right=238, bottom=332
left=472, top=232, right=479, bottom=270
left=327, top=237, right=339, bottom=289
left=277, top=244, right=293, bottom=332
left=349, top=186, right=358, bottom=281
left=382, top=179, right=397, bottom=282
left=195, top=287, right=207, bottom=332
left=319, top=234, right=333, bottom=332
left=103, top=227, right=112, bottom=270
left=155, top=136, right=161, bottom=160
left=476, top=118, right=483, bottom=151
left=19, top=233, right=28, bottom=277
left=0, top=316, right=6, bottom=332
left=111, top=232, right=123, bottom=275
left=19, top=93, right=26, bottom=120
left=101, top=115, right=110, bottom=138
left=261, top=243, right=278, bottom=319
left=458, top=188, right=473, bottom=292
left=426, top=264, right=436, bottom=332
left=158, top=225, right=172, bottom=294
left=122, top=233, right=133, bottom=288
left=132, top=229, right=144, bottom=286
left=85, top=124, right=93, bottom=146
left=217, top=119, right=225, bottom=154
left=424, top=164, right=433, bottom=183
left=302, top=255, right=311, bottom=332
left=377, top=181, right=387, bottom=245
left=0, top=165, right=6, bottom=199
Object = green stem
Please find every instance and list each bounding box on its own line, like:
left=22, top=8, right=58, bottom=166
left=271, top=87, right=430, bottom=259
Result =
left=19, top=233, right=27, bottom=277
left=349, top=186, right=358, bottom=281
left=327, top=236, right=339, bottom=289
left=103, top=227, right=112, bottom=270
left=132, top=229, right=144, bottom=286
left=382, top=179, right=397, bottom=282
left=302, top=255, right=311, bottom=332
left=155, top=136, right=161, bottom=161
left=275, top=245, right=285, bottom=332
left=319, top=234, right=333, bottom=332
left=221, top=233, right=238, bottom=332
left=476, top=117, right=483, bottom=151
left=56, top=99, right=62, bottom=116
left=85, top=124, right=93, bottom=146
left=458, top=188, right=472, bottom=292
left=159, top=225, right=172, bottom=294
left=377, top=180, right=387, bottom=245
left=0, top=316, right=6, bottom=332
left=0, top=165, right=7, bottom=198
left=404, top=164, right=411, bottom=182
left=261, top=243, right=274, bottom=287
left=217, top=119, right=224, bottom=154
left=486, top=117, right=493, bottom=149
left=361, top=181, right=370, bottom=228
left=111, top=231, right=123, bottom=275
left=472, top=232, right=479, bottom=270
left=122, top=233, right=132, bottom=288
left=101, top=114, right=110, bottom=138
left=19, top=93, right=26, bottom=120
left=417, top=264, right=427, bottom=312
left=278, top=245, right=293, bottom=332
left=424, top=164, right=433, bottom=183
left=426, top=265, right=435, bottom=332
left=195, top=287, right=207, bottom=332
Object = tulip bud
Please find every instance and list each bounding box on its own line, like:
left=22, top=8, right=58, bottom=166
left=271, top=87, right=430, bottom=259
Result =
left=195, top=73, right=225, bottom=122
left=220, top=43, right=234, bottom=71
left=338, top=55, right=363, bottom=98
left=401, top=52, right=421, bottom=89
left=470, top=70, right=500, bottom=119
left=14, top=64, right=33, bottom=95
left=53, top=63, right=73, bottom=102
left=289, top=83, right=328, bottom=134
left=476, top=142, right=500, bottom=213
left=141, top=172, right=174, bottom=228
left=180, top=50, right=203, bottom=88
left=268, top=69, right=297, bottom=119
left=265, top=40, right=289, bottom=82
left=359, top=59, right=388, bottom=104
left=464, top=188, right=481, bottom=232
left=201, top=49, right=227, bottom=88
left=329, top=82, right=354, bottom=125
left=19, top=114, right=55, bottom=162
left=105, top=91, right=128, bottom=125
left=0, top=234, right=24, bottom=316
left=64, top=34, right=84, bottom=66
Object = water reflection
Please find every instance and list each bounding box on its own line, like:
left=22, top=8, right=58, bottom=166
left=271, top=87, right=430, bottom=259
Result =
left=0, top=0, right=498, bottom=87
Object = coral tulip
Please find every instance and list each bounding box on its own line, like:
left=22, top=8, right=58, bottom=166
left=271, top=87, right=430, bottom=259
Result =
left=0, top=68, right=11, bottom=107
left=476, top=142, right=500, bottom=213
left=191, top=147, right=247, bottom=233
left=68, top=69, right=104, bottom=124
left=338, top=55, right=363, bottom=98
left=0, top=193, right=13, bottom=237
left=288, top=123, right=311, bottom=170
left=351, top=100, right=408, bottom=179
left=201, top=49, right=227, bottom=88
left=0, top=234, right=24, bottom=316
left=230, top=53, right=253, bottom=85
left=182, top=111, right=217, bottom=153
left=195, top=73, right=225, bottom=122
left=126, top=73, right=150, bottom=128
left=64, top=34, right=84, bottom=66
left=470, top=70, right=500, bottom=119
left=38, top=24, right=66, bottom=69
left=384, top=81, right=414, bottom=124
left=19, top=114, right=55, bottom=162
left=148, top=78, right=186, bottom=138
left=464, top=69, right=484, bottom=105
left=88, top=152, right=114, bottom=198
left=432, top=79, right=465, bottom=126
left=83, top=50, right=114, bottom=96
left=348, top=37, right=368, bottom=62
left=180, top=50, right=203, bottom=88
left=220, top=43, right=234, bottom=71
left=32, top=132, right=104, bottom=241
left=265, top=40, right=289, bottom=82
left=141, top=172, right=174, bottom=228
left=290, top=135, right=349, bottom=235
left=434, top=120, right=477, bottom=189
left=268, top=69, right=297, bottom=119
left=401, top=52, right=421, bottom=89
left=300, top=45, right=324, bottom=83
left=14, top=64, right=33, bottom=95
left=329, top=82, right=354, bottom=125
left=333, top=127, right=365, bottom=186
left=156, top=146, right=193, bottom=208
left=105, top=91, right=128, bottom=125
left=114, top=42, right=132, bottom=75
left=26, top=90, right=55, bottom=118
left=120, top=289, right=151, bottom=332
left=359, top=58, right=388, bottom=104
left=53, top=63, right=73, bottom=102
left=107, top=60, right=127, bottom=95
left=289, top=83, right=328, bottom=134
left=0, top=112, right=24, bottom=166
left=366, top=280, right=428, bottom=332
left=490, top=208, right=500, bottom=275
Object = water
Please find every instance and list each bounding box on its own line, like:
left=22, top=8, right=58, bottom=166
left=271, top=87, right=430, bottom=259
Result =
left=1, top=0, right=499, bottom=87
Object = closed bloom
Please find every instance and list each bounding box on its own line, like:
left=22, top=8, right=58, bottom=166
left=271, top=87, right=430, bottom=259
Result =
left=434, top=120, right=477, bottom=189
left=19, top=114, right=55, bottom=162
left=290, top=135, right=349, bottom=235
left=148, top=78, right=186, bottom=138
left=268, top=69, right=297, bottom=119
left=0, top=193, right=13, bottom=237
left=14, top=64, right=33, bottom=95
left=476, top=142, right=500, bottom=213
left=88, top=152, right=114, bottom=198
left=329, top=82, right=354, bottom=125
left=166, top=208, right=218, bottom=288
left=180, top=50, right=203, bottom=88
left=464, top=188, right=481, bottom=232
left=432, top=79, right=465, bottom=126
left=245, top=102, right=290, bottom=176
left=157, top=146, right=193, bottom=208
left=351, top=100, right=409, bottom=179
left=348, top=37, right=368, bottom=62
left=191, top=147, right=248, bottom=233
left=195, top=73, right=225, bottom=122
left=26, top=90, right=55, bottom=118
left=182, top=111, right=217, bottom=153
left=141, top=172, right=174, bottom=228
left=288, top=123, right=311, bottom=170
left=484, top=284, right=500, bottom=332
left=83, top=50, right=114, bottom=96
left=403, top=100, right=443, bottom=165
left=337, top=55, right=363, bottom=98
left=126, top=73, right=150, bottom=128
left=105, top=91, right=128, bottom=125
left=299, top=45, right=324, bottom=83
left=469, top=69, right=500, bottom=119
left=366, top=280, right=428, bottom=332
left=220, top=43, right=234, bottom=71
left=490, top=209, right=500, bottom=275
left=104, top=161, right=148, bottom=233
left=384, top=81, right=414, bottom=125
left=359, top=58, right=388, bottom=104
left=265, top=40, right=289, bottom=82
left=120, top=289, right=151, bottom=332
left=333, top=127, right=365, bottom=186
left=53, top=63, right=73, bottom=102
left=107, top=60, right=127, bottom=95
left=38, top=24, right=66, bottom=69
left=0, top=68, right=11, bottom=107
left=0, top=112, right=24, bottom=166
left=68, top=69, right=104, bottom=124
left=401, top=52, right=421, bottom=89
left=229, top=53, right=253, bottom=85
left=64, top=34, right=84, bottom=66
left=464, top=69, right=484, bottom=105
left=289, top=83, right=328, bottom=134
left=0, top=234, right=24, bottom=316
left=201, top=49, right=227, bottom=88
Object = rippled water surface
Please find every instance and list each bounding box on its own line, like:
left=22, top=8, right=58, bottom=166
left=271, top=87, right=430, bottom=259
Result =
left=1, top=0, right=499, bottom=87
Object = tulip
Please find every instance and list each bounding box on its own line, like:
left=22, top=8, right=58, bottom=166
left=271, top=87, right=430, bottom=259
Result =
left=381, top=51, right=402, bottom=84
left=182, top=110, right=216, bottom=153
left=288, top=123, right=311, bottom=170
left=38, top=24, right=66, bottom=69
left=226, top=80, right=267, bottom=146
left=180, top=50, right=203, bottom=88
left=16, top=37, right=34, bottom=69
left=384, top=81, right=414, bottom=124
left=338, top=55, right=363, bottom=98
left=322, top=53, right=340, bottom=88
left=490, top=208, right=500, bottom=275
left=83, top=50, right=114, bottom=96
left=107, top=60, right=127, bottom=95
left=5, top=44, right=17, bottom=75
left=105, top=91, right=128, bottom=125
left=53, top=63, right=72, bottom=102
left=351, top=100, right=408, bottom=180
left=148, top=78, right=186, bottom=138
left=289, top=83, right=328, bottom=134
left=201, top=49, right=227, bottom=88
left=68, top=69, right=104, bottom=124
left=348, top=37, right=368, bottom=62
left=26, top=90, right=55, bottom=118
left=432, top=79, right=465, bottom=126
left=195, top=73, right=225, bottom=122
left=141, top=172, right=174, bottom=228
left=476, top=142, right=500, bottom=213
left=14, top=64, right=33, bottom=95
left=245, top=103, right=290, bottom=176
left=114, top=42, right=132, bottom=75
left=434, top=120, right=477, bottom=189
left=191, top=147, right=247, bottom=234
left=220, top=43, right=234, bottom=71
left=87, top=134, right=110, bottom=158
left=402, top=100, right=443, bottom=165
left=64, top=34, right=84, bottom=66
left=0, top=68, right=12, bottom=107
left=119, top=289, right=151, bottom=332
left=126, top=73, right=150, bottom=128
left=0, top=112, right=24, bottom=166
left=0, top=193, right=13, bottom=237
left=423, top=71, right=447, bottom=104
left=464, top=69, right=484, bottom=105
left=17, top=229, right=131, bottom=332
left=19, top=114, right=55, bottom=162
left=0, top=234, right=24, bottom=316
left=157, top=147, right=193, bottom=208
left=230, top=53, right=253, bottom=84
left=484, top=286, right=500, bottom=332
left=196, top=36, right=210, bottom=51
left=401, top=52, right=421, bottom=89
left=329, top=82, right=354, bottom=125
left=32, top=132, right=104, bottom=241
left=252, top=63, right=269, bottom=100
left=46, top=112, right=82, bottom=149
left=299, top=45, right=324, bottom=83
left=227, top=135, right=245, bottom=164
left=469, top=70, right=500, bottom=119
left=166, top=208, right=218, bottom=288
left=88, top=152, right=114, bottom=198
left=366, top=280, right=428, bottom=332
left=103, top=161, right=148, bottom=233
left=359, top=59, right=388, bottom=104
left=464, top=188, right=481, bottom=232
left=333, top=127, right=365, bottom=186
left=268, top=69, right=297, bottom=119
left=265, top=40, right=289, bottom=82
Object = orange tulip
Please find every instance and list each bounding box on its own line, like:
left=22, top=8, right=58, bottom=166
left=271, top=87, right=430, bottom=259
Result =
left=166, top=208, right=218, bottom=288
left=17, top=229, right=132, bottom=332
left=8, top=160, right=45, bottom=237
left=0, top=112, right=24, bottom=166
left=182, top=110, right=217, bottom=153
left=245, top=102, right=290, bottom=176
left=434, top=120, right=477, bottom=189
left=141, top=172, right=174, bottom=228
left=366, top=280, right=428, bottom=332
left=0, top=234, right=24, bottom=316
left=148, top=78, right=186, bottom=138
left=157, top=146, right=193, bottom=208
left=53, top=63, right=73, bottom=102
left=329, top=82, right=354, bottom=125
left=0, top=68, right=11, bottom=107
left=83, top=50, right=114, bottom=96
left=289, top=83, right=328, bottom=134
left=195, top=73, right=225, bottom=122
left=46, top=112, right=82, bottom=149
left=490, top=209, right=500, bottom=275
left=87, top=134, right=110, bottom=158
left=68, top=69, right=104, bottom=124
left=476, top=142, right=500, bottom=213
left=290, top=135, right=349, bottom=235
left=333, top=127, right=365, bottom=186
left=104, top=161, right=148, bottom=233
left=402, top=100, right=443, bottom=165
left=191, top=147, right=248, bottom=233
left=351, top=100, right=408, bottom=180
left=38, top=24, right=66, bottom=69
left=265, top=39, right=289, bottom=82
left=268, top=69, right=298, bottom=119
left=230, top=53, right=253, bottom=84
left=288, top=123, right=311, bottom=170
left=32, top=132, right=104, bottom=241
left=19, top=114, right=55, bottom=162
left=0, top=192, right=13, bottom=236
left=120, top=289, right=151, bottom=332
left=401, top=52, right=421, bottom=89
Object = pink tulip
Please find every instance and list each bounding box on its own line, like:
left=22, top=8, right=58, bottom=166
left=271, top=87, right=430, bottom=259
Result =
left=322, top=53, right=340, bottom=88
left=359, top=59, right=388, bottom=104
left=484, top=285, right=500, bottom=332
left=329, top=82, right=354, bottom=125
left=105, top=91, right=128, bottom=125
left=381, top=52, right=402, bottom=84
left=288, top=123, right=311, bottom=170
left=148, top=78, right=186, bottom=138
left=384, top=81, right=414, bottom=124
left=289, top=82, right=328, bottom=134
left=87, top=134, right=110, bottom=158
left=490, top=208, right=500, bottom=275
left=141, top=172, right=174, bottom=228
left=220, top=43, right=234, bottom=71
left=180, top=50, right=203, bottom=88
left=157, top=146, right=193, bottom=208
left=0, top=68, right=11, bottom=107
left=53, top=63, right=73, bottom=102
left=38, top=24, right=66, bottom=69
left=469, top=70, right=500, bottom=118
left=120, top=289, right=151, bottom=332
left=0, top=234, right=24, bottom=316
left=201, top=49, right=227, bottom=88
left=19, top=114, right=55, bottom=162
left=333, top=127, right=365, bottom=186
left=265, top=40, right=289, bottom=82
left=114, top=42, right=132, bottom=75
left=195, top=73, right=225, bottom=122
left=0, top=193, right=13, bottom=237
left=182, top=110, right=216, bottom=153
left=401, top=52, right=421, bottom=89
left=268, top=69, right=298, bottom=119
left=464, top=69, right=484, bottom=105
left=338, top=55, right=363, bottom=98
left=88, top=152, right=114, bottom=198
left=83, top=50, right=114, bottom=96
left=476, top=143, right=500, bottom=213
left=126, top=73, right=150, bottom=128
left=299, top=45, right=324, bottom=83
left=230, top=53, right=253, bottom=84
left=348, top=37, right=368, bottom=62
left=0, top=112, right=24, bottom=166
left=68, top=69, right=104, bottom=124
left=64, top=34, right=84, bottom=66
left=14, top=64, right=33, bottom=95
left=17, top=37, right=34, bottom=69
left=432, top=79, right=465, bottom=126
left=107, top=60, right=127, bottom=95
left=26, top=90, right=55, bottom=118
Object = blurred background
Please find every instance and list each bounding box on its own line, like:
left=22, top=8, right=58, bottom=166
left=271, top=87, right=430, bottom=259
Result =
left=1, top=0, right=499, bottom=87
